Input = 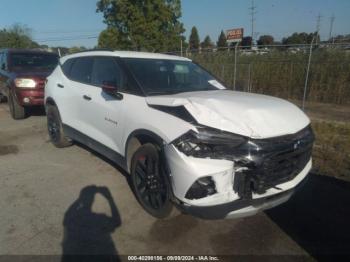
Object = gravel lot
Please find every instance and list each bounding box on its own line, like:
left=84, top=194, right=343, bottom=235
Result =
left=0, top=102, right=349, bottom=260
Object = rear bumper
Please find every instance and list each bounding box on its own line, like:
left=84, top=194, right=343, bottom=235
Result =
left=15, top=89, right=44, bottom=106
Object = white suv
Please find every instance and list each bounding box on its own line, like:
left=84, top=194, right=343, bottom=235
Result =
left=45, top=50, right=314, bottom=219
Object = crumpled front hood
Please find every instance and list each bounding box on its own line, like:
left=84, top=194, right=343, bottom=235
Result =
left=146, top=90, right=310, bottom=139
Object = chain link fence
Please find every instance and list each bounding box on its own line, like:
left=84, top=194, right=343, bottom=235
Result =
left=177, top=43, right=350, bottom=106
left=169, top=44, right=350, bottom=181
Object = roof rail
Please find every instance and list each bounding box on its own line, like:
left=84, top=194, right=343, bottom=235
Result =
left=68, top=48, right=115, bottom=55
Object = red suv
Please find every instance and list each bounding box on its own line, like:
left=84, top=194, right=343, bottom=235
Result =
left=0, top=49, right=59, bottom=119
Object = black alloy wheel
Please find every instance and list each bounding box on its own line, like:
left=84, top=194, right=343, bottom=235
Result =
left=47, top=111, right=60, bottom=143
left=46, top=105, right=72, bottom=148
left=131, top=143, right=173, bottom=218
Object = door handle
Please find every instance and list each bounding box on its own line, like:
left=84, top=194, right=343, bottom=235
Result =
left=83, top=95, right=92, bottom=101
left=57, top=83, right=64, bottom=88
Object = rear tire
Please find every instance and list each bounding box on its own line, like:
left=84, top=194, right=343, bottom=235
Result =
left=130, top=143, right=173, bottom=219
left=46, top=105, right=72, bottom=148
left=8, top=91, right=26, bottom=119
left=0, top=93, right=6, bottom=103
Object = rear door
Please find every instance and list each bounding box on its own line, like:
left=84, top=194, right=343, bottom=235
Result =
left=60, top=56, right=94, bottom=135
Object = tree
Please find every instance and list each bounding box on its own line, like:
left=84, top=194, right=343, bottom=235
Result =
left=69, top=46, right=87, bottom=54
left=0, top=23, right=39, bottom=49
left=282, top=32, right=319, bottom=46
left=201, top=35, right=214, bottom=49
left=98, top=27, right=129, bottom=50
left=217, top=30, right=227, bottom=50
left=240, top=36, right=252, bottom=49
left=330, top=34, right=350, bottom=43
left=189, top=26, right=200, bottom=50
left=257, top=35, right=274, bottom=47
left=96, top=0, right=185, bottom=52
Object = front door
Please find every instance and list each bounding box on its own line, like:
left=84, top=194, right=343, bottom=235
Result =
left=75, top=56, right=126, bottom=155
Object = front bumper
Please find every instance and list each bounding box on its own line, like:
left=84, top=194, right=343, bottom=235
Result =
left=165, top=143, right=312, bottom=220
left=16, top=89, right=44, bottom=106
left=177, top=174, right=310, bottom=220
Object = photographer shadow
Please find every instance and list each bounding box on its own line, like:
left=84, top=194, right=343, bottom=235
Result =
left=61, top=186, right=121, bottom=262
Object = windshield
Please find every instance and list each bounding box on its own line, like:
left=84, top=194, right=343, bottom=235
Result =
left=9, top=53, right=59, bottom=71
left=124, top=58, right=226, bottom=96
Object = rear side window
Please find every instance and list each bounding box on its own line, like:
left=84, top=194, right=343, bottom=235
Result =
left=0, top=52, right=6, bottom=71
left=61, top=58, right=74, bottom=77
left=69, top=57, right=93, bottom=84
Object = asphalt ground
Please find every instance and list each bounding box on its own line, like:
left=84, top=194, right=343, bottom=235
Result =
left=0, top=102, right=349, bottom=261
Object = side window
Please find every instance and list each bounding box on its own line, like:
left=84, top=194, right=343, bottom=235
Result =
left=61, top=58, right=75, bottom=77
left=0, top=52, right=5, bottom=71
left=2, top=52, right=8, bottom=71
left=69, top=57, right=93, bottom=84
left=91, top=57, right=123, bottom=89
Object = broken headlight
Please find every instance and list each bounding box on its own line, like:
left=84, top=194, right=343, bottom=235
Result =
left=173, top=126, right=247, bottom=160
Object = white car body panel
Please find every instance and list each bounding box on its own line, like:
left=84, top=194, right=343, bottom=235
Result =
left=119, top=94, right=193, bottom=154
left=146, top=90, right=310, bottom=139
left=45, top=50, right=313, bottom=220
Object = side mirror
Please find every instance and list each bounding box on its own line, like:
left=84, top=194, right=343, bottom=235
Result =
left=101, top=81, right=123, bottom=100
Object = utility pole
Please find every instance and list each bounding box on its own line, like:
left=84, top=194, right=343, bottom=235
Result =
left=315, top=13, right=322, bottom=45
left=180, top=39, right=183, bottom=57
left=249, top=0, right=257, bottom=49
left=303, top=36, right=315, bottom=111
left=329, top=14, right=335, bottom=43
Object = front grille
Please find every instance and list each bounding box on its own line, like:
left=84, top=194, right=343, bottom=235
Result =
left=255, top=145, right=312, bottom=192
left=234, top=126, right=314, bottom=196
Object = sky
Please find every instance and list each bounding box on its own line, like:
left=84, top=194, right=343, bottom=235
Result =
left=0, top=0, right=349, bottom=48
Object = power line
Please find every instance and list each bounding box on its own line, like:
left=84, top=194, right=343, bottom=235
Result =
left=0, top=35, right=99, bottom=44
left=33, top=35, right=99, bottom=42
left=34, top=29, right=103, bottom=34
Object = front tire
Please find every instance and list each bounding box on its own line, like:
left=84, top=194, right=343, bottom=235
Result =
left=46, top=105, right=72, bottom=148
left=130, top=143, right=173, bottom=218
left=8, top=91, right=26, bottom=119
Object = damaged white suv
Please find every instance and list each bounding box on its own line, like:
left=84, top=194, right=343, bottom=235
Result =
left=45, top=51, right=314, bottom=219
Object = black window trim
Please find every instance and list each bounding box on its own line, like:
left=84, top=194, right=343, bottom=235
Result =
left=60, top=55, right=144, bottom=97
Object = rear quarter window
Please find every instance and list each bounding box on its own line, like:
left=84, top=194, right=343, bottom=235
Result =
left=61, top=58, right=75, bottom=77
left=69, top=57, right=93, bottom=84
